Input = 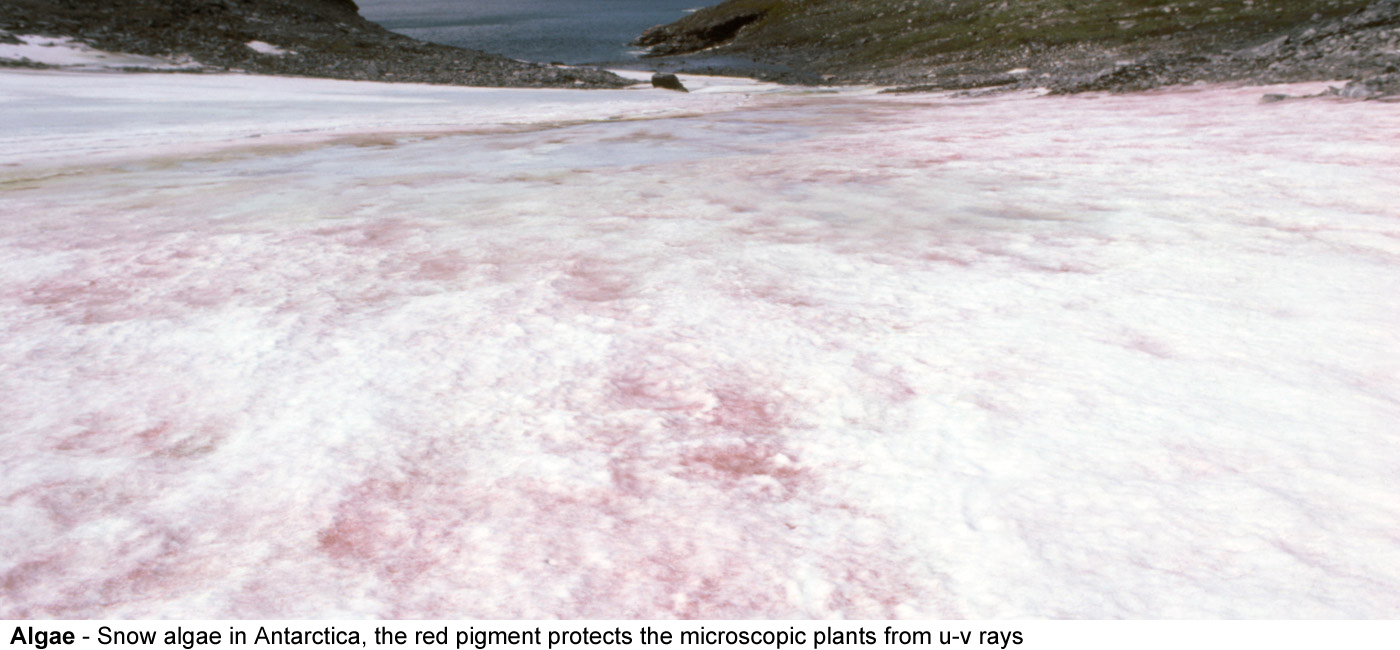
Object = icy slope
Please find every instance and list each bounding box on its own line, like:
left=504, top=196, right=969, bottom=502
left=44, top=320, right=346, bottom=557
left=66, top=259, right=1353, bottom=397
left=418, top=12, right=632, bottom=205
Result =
left=1, top=70, right=1398, bottom=618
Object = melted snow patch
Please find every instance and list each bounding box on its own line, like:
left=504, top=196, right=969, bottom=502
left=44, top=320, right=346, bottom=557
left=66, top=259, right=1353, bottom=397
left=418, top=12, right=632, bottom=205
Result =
left=0, top=35, right=199, bottom=70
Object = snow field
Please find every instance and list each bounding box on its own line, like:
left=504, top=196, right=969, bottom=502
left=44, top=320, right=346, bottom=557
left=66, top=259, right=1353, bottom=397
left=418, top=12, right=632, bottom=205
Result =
left=1, top=71, right=1398, bottom=618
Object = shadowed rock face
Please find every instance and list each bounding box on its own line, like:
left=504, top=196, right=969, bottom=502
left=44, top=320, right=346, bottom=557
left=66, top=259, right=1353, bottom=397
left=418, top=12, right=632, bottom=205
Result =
left=0, top=0, right=630, bottom=88
left=635, top=10, right=766, bottom=57
left=633, top=0, right=1400, bottom=94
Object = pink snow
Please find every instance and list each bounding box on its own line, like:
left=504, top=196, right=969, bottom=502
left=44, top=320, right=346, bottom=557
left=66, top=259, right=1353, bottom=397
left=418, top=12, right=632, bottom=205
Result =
left=1, top=72, right=1398, bottom=618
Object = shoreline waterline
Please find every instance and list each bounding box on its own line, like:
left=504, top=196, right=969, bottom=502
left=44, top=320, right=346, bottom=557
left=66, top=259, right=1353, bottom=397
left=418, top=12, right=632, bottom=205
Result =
left=356, top=0, right=715, bottom=66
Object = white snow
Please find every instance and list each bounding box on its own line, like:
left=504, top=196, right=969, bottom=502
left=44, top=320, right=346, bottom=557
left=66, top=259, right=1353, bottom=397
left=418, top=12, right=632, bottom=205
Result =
left=1, top=69, right=1398, bottom=619
left=245, top=40, right=292, bottom=56
left=609, top=68, right=800, bottom=94
left=0, top=70, right=758, bottom=169
left=0, top=34, right=199, bottom=70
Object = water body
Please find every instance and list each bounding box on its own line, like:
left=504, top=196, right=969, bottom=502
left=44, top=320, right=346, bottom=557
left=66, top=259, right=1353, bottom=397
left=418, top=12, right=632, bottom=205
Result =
left=356, top=0, right=711, bottom=65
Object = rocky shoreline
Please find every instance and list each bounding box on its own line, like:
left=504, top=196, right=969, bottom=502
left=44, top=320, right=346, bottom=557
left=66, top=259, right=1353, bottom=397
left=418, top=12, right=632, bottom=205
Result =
left=3, top=1, right=1397, bottom=98
left=634, top=0, right=1400, bottom=98
left=0, top=0, right=630, bottom=88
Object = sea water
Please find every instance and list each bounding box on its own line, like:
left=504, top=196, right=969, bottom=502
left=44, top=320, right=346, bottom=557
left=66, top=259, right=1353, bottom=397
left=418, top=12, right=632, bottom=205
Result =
left=356, top=0, right=710, bottom=65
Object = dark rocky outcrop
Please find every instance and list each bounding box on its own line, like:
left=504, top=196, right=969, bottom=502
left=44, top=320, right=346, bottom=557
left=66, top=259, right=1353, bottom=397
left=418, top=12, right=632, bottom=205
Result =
left=635, top=10, right=767, bottom=57
left=634, top=0, right=1400, bottom=97
left=0, top=0, right=630, bottom=88
left=650, top=72, right=688, bottom=92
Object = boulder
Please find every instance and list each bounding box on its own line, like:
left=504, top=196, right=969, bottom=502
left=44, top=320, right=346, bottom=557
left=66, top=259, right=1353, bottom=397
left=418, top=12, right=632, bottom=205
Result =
left=651, top=72, right=688, bottom=92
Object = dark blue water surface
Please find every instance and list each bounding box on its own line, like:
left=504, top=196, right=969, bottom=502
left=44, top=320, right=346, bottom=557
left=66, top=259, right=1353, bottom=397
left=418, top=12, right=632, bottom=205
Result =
left=357, top=0, right=712, bottom=65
